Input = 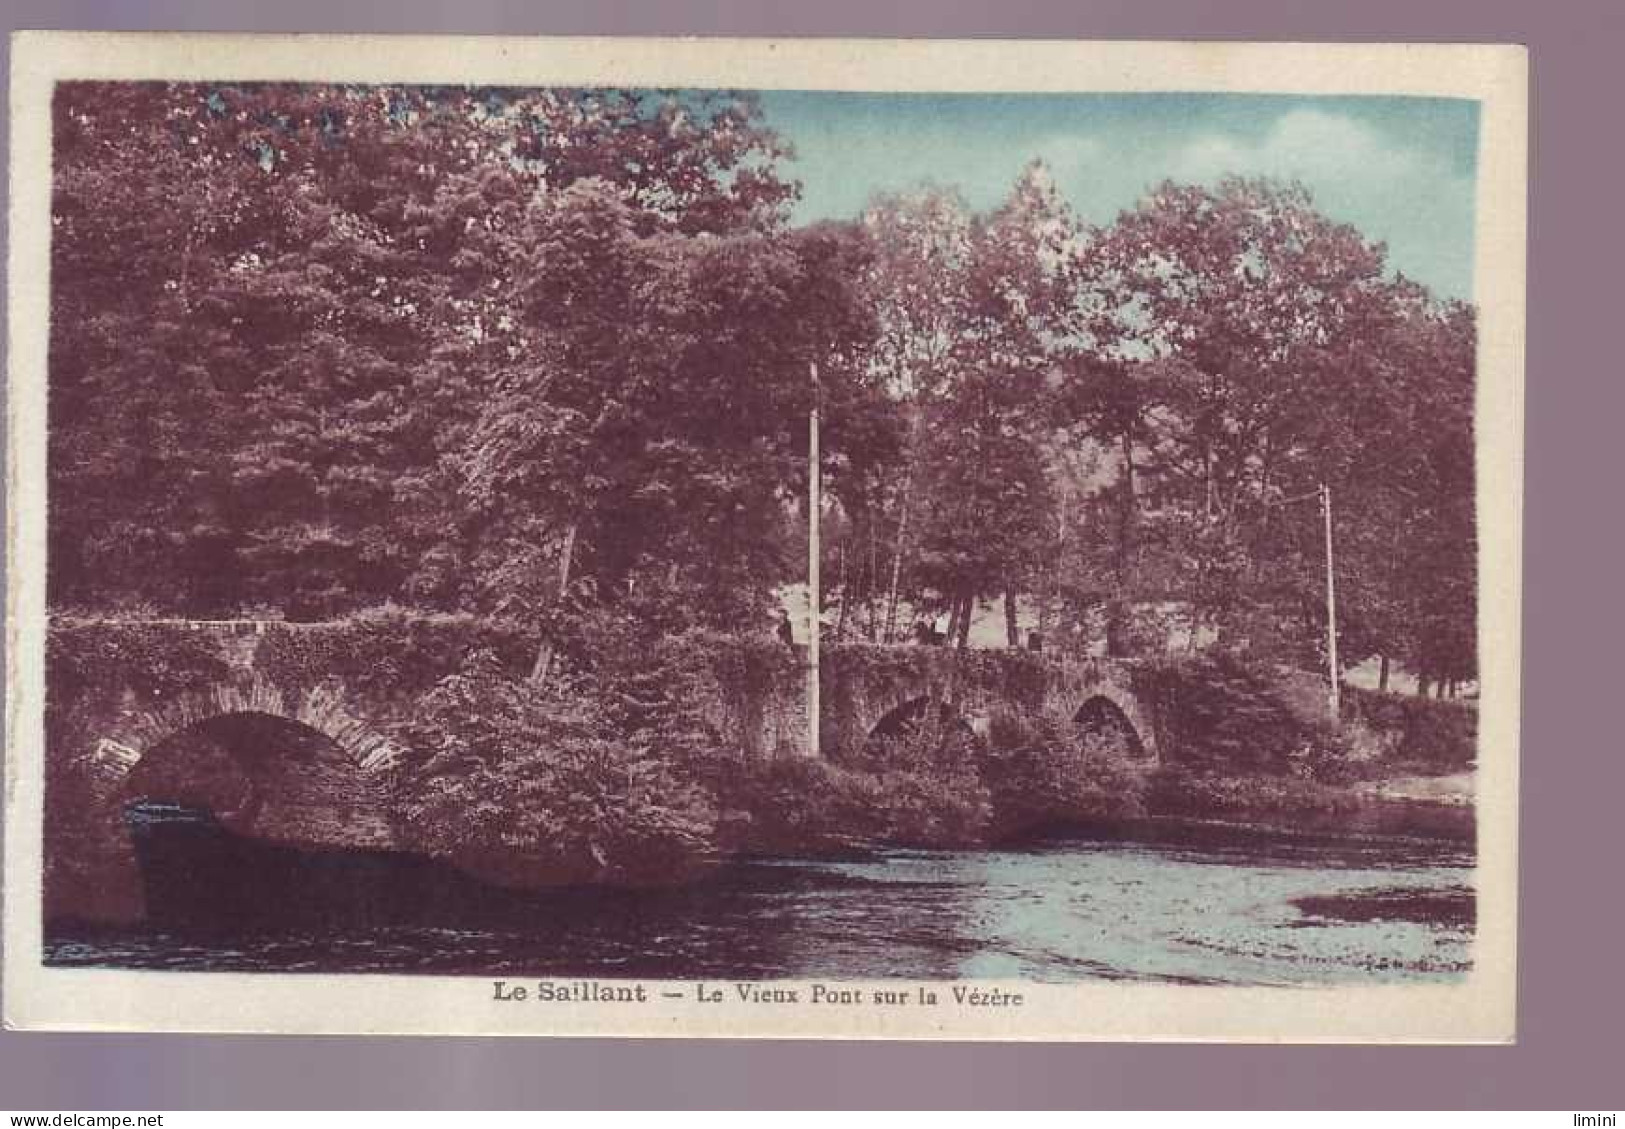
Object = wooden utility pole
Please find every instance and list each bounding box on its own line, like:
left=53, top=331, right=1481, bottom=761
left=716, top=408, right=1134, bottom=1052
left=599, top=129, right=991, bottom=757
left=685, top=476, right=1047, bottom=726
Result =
left=1321, top=482, right=1341, bottom=721
left=807, top=360, right=822, bottom=758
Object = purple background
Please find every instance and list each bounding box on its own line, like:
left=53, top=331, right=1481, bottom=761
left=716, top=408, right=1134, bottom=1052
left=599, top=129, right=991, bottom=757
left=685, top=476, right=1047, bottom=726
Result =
left=0, top=0, right=1614, bottom=1111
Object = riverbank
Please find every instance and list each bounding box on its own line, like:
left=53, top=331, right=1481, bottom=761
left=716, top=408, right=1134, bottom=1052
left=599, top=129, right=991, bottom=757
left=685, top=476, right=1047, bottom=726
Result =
left=712, top=748, right=1476, bottom=866
left=1352, top=771, right=1475, bottom=806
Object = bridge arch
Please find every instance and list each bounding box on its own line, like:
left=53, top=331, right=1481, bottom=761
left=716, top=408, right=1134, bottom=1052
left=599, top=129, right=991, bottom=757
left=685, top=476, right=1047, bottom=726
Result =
left=859, top=694, right=975, bottom=759
left=89, top=675, right=405, bottom=786
left=1054, top=681, right=1157, bottom=763
left=1072, top=694, right=1150, bottom=760
left=116, top=703, right=399, bottom=851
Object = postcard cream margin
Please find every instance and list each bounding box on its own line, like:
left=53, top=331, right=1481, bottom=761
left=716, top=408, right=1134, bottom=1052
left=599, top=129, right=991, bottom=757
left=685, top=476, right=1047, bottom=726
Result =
left=3, top=33, right=1527, bottom=1040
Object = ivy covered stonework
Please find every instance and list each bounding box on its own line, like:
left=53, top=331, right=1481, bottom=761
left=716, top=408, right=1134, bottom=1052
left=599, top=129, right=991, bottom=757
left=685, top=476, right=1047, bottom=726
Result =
left=47, top=621, right=235, bottom=767
left=44, top=622, right=240, bottom=920
left=251, top=608, right=537, bottom=709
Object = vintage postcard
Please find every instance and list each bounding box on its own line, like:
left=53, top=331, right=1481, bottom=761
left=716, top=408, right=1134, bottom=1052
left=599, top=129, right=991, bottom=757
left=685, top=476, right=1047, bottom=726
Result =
left=3, top=33, right=1526, bottom=1039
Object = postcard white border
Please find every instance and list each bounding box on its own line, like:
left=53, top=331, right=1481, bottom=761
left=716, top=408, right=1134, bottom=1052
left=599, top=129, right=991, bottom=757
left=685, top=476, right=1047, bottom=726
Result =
left=4, top=32, right=1526, bottom=1040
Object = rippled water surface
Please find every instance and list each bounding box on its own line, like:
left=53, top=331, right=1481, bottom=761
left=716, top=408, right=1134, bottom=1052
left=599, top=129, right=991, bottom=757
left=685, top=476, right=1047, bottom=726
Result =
left=46, top=808, right=1474, bottom=985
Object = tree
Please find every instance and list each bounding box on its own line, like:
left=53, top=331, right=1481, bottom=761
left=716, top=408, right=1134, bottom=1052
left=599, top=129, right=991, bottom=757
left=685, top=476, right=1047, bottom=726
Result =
left=856, top=185, right=975, bottom=639
left=1066, top=177, right=1397, bottom=656
left=852, top=165, right=1080, bottom=648
left=50, top=83, right=287, bottom=613
left=1369, top=291, right=1477, bottom=691
left=1054, top=176, right=1477, bottom=689
left=919, top=162, right=1078, bottom=648
left=398, top=647, right=719, bottom=887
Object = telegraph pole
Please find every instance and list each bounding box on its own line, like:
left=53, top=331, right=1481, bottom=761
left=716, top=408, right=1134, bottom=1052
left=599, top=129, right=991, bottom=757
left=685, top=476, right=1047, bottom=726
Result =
left=807, top=359, right=822, bottom=758
left=1321, top=482, right=1341, bottom=721
left=1267, top=482, right=1343, bottom=723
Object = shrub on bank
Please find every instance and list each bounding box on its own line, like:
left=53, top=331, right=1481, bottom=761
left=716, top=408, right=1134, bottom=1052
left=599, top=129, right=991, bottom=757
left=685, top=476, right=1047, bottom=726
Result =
left=1341, top=685, right=1477, bottom=774
left=1144, top=765, right=1363, bottom=818
left=397, top=650, right=720, bottom=887
left=862, top=727, right=994, bottom=847
left=978, top=709, right=1146, bottom=837
left=716, top=691, right=1162, bottom=855
left=1138, top=654, right=1355, bottom=782
left=715, top=726, right=993, bottom=855
left=726, top=701, right=1152, bottom=853
left=709, top=754, right=887, bottom=855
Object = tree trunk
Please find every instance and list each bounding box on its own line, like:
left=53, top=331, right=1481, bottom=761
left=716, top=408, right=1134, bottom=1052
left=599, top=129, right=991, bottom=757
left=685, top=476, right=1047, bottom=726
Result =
left=1043, top=504, right=1066, bottom=640
left=1417, top=674, right=1431, bottom=699
left=1203, top=443, right=1215, bottom=520
left=1115, top=429, right=1137, bottom=624
left=1004, top=588, right=1019, bottom=648
left=835, top=544, right=849, bottom=642
left=529, top=523, right=577, bottom=686
left=1378, top=654, right=1390, bottom=693
left=1100, top=429, right=1141, bottom=660
left=866, top=508, right=881, bottom=641
left=956, top=591, right=974, bottom=652
left=883, top=465, right=915, bottom=644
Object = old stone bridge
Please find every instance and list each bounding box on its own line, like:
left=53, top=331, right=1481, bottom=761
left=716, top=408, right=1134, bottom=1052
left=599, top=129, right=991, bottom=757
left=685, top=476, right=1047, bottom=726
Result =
left=45, top=614, right=1164, bottom=919
left=57, top=615, right=1157, bottom=774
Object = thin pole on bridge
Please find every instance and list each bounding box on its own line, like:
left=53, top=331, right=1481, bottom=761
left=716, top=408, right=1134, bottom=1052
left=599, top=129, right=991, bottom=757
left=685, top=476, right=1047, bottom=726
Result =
left=807, top=359, right=822, bottom=758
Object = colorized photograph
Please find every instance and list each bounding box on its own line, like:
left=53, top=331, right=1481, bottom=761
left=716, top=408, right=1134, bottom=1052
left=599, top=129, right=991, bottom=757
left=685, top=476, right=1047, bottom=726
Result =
left=5, top=35, right=1525, bottom=1039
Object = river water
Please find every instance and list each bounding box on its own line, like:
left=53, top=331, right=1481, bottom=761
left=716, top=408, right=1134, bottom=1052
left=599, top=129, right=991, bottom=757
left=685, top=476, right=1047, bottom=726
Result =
left=45, top=805, right=1474, bottom=986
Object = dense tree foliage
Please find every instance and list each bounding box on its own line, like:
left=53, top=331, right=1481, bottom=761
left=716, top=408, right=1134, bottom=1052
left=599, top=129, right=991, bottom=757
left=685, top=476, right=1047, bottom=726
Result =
left=833, top=173, right=1476, bottom=692
left=50, top=83, right=1476, bottom=688
left=49, top=82, right=823, bottom=628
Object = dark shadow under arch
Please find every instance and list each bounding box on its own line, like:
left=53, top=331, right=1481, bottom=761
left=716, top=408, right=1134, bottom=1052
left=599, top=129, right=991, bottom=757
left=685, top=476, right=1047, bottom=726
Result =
left=123, top=711, right=347, bottom=818
left=1074, top=695, right=1149, bottom=760
left=123, top=709, right=393, bottom=843
left=120, top=710, right=400, bottom=931
left=861, top=695, right=975, bottom=759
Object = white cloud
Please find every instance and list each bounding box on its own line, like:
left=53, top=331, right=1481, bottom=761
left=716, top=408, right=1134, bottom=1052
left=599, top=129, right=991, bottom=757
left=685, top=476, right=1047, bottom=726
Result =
left=1157, top=108, right=1475, bottom=296
left=1173, top=109, right=1443, bottom=195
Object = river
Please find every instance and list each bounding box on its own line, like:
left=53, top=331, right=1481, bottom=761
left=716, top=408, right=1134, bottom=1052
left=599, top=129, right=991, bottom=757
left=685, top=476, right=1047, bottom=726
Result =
left=44, top=804, right=1474, bottom=986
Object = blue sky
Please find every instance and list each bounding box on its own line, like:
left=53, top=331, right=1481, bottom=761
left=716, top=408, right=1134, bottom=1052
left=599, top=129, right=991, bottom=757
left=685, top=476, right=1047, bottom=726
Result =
left=757, top=92, right=1480, bottom=300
